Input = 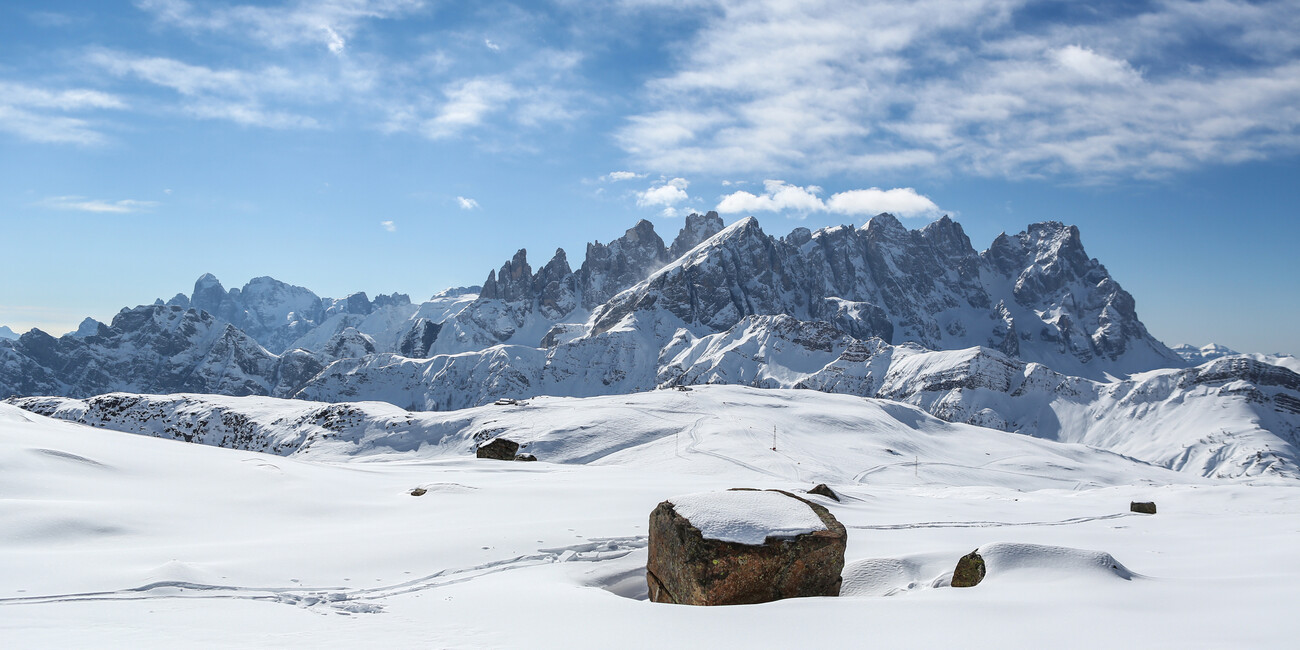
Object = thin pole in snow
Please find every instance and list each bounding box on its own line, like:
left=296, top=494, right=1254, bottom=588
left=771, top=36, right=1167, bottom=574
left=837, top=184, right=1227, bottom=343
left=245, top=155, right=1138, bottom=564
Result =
left=771, top=424, right=777, bottom=452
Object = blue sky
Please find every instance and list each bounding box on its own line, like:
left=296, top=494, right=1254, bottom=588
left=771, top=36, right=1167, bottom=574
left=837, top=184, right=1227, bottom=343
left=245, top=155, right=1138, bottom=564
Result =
left=1, top=0, right=1298, bottom=355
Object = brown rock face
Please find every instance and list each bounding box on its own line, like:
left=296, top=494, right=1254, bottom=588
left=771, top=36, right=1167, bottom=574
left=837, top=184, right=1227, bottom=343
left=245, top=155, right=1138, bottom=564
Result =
left=808, top=483, right=840, bottom=502
left=646, top=489, right=846, bottom=606
left=951, top=549, right=986, bottom=587
left=476, top=438, right=520, bottom=460
left=1131, top=501, right=1157, bottom=514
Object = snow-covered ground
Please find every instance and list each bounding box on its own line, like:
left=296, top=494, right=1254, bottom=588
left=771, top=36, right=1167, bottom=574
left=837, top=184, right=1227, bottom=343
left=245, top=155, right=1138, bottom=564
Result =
left=2, top=388, right=1297, bottom=648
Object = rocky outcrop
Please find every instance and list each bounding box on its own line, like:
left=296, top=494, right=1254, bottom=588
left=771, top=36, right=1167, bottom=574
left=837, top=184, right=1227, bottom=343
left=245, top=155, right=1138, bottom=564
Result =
left=476, top=437, right=520, bottom=460
left=397, top=319, right=441, bottom=358
left=808, top=484, right=840, bottom=502
left=645, top=489, right=846, bottom=606
left=668, top=211, right=725, bottom=259
left=1130, top=501, right=1157, bottom=514
left=951, top=550, right=986, bottom=587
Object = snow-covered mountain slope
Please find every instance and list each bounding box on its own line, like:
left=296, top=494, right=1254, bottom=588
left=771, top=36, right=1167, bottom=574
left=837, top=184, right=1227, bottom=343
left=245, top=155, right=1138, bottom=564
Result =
left=274, top=316, right=1300, bottom=479
left=0, top=305, right=282, bottom=398
left=11, top=380, right=1297, bottom=483
left=1173, top=342, right=1239, bottom=363
left=5, top=399, right=1298, bottom=648
left=1174, top=343, right=1300, bottom=373
left=430, top=213, right=725, bottom=354
left=8, top=385, right=1202, bottom=489
left=590, top=214, right=1182, bottom=380
left=0, top=325, right=17, bottom=340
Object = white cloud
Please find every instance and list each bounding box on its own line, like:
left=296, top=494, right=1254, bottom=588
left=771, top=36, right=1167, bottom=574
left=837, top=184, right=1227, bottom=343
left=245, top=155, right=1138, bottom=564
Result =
left=716, top=180, right=823, bottom=214
left=185, top=101, right=320, bottom=129
left=84, top=5, right=584, bottom=147
left=616, top=0, right=1300, bottom=181
left=636, top=178, right=690, bottom=207
left=422, top=77, right=516, bottom=139
left=457, top=196, right=480, bottom=210
left=134, top=0, right=425, bottom=55
left=381, top=220, right=396, bottom=231
left=0, top=81, right=126, bottom=145
left=86, top=50, right=337, bottom=129
left=37, top=196, right=160, bottom=213
left=716, top=181, right=942, bottom=219
left=1052, top=45, right=1141, bottom=86
left=825, top=187, right=941, bottom=219
left=602, top=171, right=646, bottom=182
left=485, top=39, right=500, bottom=51
left=88, top=50, right=331, bottom=99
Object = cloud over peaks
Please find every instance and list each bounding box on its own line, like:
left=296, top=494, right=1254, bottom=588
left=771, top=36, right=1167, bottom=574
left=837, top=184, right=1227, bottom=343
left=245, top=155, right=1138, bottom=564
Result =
left=716, top=181, right=941, bottom=219
left=636, top=178, right=690, bottom=208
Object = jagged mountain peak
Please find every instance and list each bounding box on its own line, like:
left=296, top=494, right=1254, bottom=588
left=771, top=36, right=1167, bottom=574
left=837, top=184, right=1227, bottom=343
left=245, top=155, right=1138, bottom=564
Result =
left=194, top=272, right=222, bottom=288
left=668, top=211, right=724, bottom=259
left=862, top=212, right=906, bottom=234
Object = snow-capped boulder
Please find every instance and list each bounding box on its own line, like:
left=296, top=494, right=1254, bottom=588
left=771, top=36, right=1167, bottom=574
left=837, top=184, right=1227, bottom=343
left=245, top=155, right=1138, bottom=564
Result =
left=646, top=489, right=846, bottom=606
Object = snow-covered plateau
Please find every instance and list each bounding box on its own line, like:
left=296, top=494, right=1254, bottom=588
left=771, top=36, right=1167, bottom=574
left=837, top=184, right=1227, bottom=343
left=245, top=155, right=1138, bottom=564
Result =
left=1, top=386, right=1298, bottom=647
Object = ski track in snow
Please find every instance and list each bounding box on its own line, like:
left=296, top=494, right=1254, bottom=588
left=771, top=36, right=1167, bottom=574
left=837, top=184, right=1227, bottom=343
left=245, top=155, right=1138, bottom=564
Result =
left=681, top=414, right=790, bottom=480
left=847, top=512, right=1141, bottom=530
left=0, top=536, right=649, bottom=616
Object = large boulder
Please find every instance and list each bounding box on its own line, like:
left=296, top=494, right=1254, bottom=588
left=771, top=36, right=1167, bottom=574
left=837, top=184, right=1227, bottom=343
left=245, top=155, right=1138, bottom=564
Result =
left=476, top=438, right=519, bottom=460
left=646, top=488, right=846, bottom=606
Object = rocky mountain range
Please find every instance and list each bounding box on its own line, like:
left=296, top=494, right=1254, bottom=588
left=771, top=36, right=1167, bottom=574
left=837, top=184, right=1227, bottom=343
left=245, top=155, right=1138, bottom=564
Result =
left=4, top=211, right=1298, bottom=479
left=0, top=210, right=1220, bottom=402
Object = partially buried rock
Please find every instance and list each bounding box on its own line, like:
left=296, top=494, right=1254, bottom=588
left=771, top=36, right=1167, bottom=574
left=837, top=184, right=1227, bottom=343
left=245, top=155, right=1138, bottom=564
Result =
left=515, top=453, right=537, bottom=462
left=646, top=488, right=846, bottom=606
left=808, top=483, right=840, bottom=502
left=951, top=549, right=986, bottom=587
left=409, top=487, right=427, bottom=497
left=476, top=438, right=520, bottom=460
left=1131, top=501, right=1157, bottom=514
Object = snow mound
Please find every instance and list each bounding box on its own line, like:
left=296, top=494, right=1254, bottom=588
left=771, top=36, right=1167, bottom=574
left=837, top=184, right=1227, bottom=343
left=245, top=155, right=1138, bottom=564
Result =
left=840, top=552, right=954, bottom=596
left=974, top=542, right=1136, bottom=582
left=667, top=490, right=826, bottom=545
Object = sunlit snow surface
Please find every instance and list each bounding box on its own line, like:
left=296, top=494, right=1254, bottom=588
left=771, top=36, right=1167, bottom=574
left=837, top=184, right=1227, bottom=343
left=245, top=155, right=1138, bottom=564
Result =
left=667, top=491, right=826, bottom=544
left=1, top=387, right=1298, bottom=648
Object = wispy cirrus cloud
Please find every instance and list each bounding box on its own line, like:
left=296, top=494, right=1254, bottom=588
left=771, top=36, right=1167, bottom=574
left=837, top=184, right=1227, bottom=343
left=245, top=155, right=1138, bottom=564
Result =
left=457, top=196, right=480, bottom=210
left=134, top=0, right=426, bottom=55
left=86, top=50, right=329, bottom=129
left=37, top=196, right=160, bottom=213
left=0, top=81, right=126, bottom=145
left=617, top=0, right=1300, bottom=181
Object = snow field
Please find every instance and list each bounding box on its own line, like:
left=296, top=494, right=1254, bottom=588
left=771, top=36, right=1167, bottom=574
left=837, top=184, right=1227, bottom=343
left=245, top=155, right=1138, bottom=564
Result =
left=2, top=399, right=1299, bottom=648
